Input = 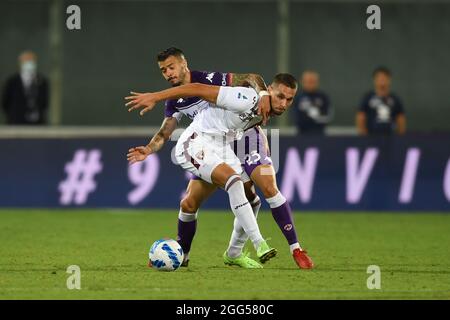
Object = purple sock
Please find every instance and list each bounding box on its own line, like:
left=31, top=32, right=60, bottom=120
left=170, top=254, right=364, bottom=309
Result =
left=270, top=200, right=299, bottom=246
left=176, top=215, right=197, bottom=256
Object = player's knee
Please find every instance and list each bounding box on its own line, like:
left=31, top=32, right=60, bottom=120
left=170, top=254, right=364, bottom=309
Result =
left=180, top=196, right=200, bottom=214
left=261, top=184, right=279, bottom=199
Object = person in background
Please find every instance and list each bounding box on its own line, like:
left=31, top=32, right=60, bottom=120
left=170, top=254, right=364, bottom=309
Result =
left=292, top=70, right=332, bottom=135
left=356, top=66, right=406, bottom=135
left=2, top=50, right=49, bottom=125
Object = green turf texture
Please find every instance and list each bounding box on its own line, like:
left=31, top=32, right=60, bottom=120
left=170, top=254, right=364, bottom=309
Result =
left=0, top=209, right=449, bottom=300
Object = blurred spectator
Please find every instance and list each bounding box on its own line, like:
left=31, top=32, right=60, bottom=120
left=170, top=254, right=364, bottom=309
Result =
left=292, top=70, right=332, bottom=135
left=356, top=67, right=406, bottom=135
left=2, top=51, right=49, bottom=125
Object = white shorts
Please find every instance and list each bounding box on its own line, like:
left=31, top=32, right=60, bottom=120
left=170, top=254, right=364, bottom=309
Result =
left=175, top=125, right=243, bottom=184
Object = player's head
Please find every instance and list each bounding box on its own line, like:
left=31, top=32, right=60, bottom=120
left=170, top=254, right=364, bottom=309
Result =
left=268, top=73, right=298, bottom=115
left=156, top=47, right=189, bottom=86
left=301, top=70, right=319, bottom=93
left=373, top=66, right=391, bottom=96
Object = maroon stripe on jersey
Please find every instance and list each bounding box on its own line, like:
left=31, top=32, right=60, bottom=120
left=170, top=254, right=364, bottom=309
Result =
left=182, top=132, right=200, bottom=169
left=245, top=135, right=250, bottom=156
left=255, top=127, right=260, bottom=154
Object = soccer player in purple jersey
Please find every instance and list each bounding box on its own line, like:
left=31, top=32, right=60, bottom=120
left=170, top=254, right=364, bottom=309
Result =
left=126, top=47, right=313, bottom=269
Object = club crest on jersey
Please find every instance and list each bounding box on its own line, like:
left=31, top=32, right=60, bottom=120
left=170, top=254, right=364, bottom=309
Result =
left=206, top=72, right=215, bottom=83
left=196, top=150, right=205, bottom=160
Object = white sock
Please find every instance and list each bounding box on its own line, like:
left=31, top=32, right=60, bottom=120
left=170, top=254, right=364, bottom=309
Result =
left=266, top=192, right=287, bottom=208
left=227, top=196, right=261, bottom=258
left=178, top=210, right=198, bottom=222
left=289, top=243, right=301, bottom=254
left=225, top=175, right=264, bottom=250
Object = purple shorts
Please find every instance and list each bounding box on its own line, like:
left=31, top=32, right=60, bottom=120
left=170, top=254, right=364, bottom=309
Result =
left=190, top=126, right=272, bottom=181
left=233, top=126, right=273, bottom=177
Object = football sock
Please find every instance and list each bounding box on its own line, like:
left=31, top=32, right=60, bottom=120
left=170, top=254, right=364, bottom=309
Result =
left=177, top=210, right=198, bottom=259
left=227, top=196, right=261, bottom=258
left=289, top=243, right=301, bottom=253
left=266, top=192, right=301, bottom=253
left=225, top=175, right=264, bottom=250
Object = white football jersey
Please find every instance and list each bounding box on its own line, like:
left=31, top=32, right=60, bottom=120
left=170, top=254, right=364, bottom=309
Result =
left=191, top=86, right=263, bottom=141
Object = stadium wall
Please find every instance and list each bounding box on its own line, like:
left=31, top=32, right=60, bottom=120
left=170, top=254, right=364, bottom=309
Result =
left=0, top=1, right=449, bottom=131
left=1, top=133, right=449, bottom=211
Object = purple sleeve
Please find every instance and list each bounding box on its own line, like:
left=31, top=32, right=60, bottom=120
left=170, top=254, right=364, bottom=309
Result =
left=164, top=100, right=183, bottom=121
left=190, top=70, right=231, bottom=86
left=164, top=100, right=176, bottom=117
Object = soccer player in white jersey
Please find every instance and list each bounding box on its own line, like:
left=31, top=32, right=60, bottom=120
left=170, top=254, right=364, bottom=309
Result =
left=126, top=48, right=314, bottom=269
left=126, top=82, right=280, bottom=264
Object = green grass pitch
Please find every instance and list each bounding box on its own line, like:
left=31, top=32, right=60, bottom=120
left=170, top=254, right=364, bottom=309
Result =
left=0, top=209, right=449, bottom=300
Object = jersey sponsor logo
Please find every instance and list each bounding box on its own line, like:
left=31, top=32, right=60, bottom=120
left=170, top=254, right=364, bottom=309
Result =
left=206, top=72, right=215, bottom=83
left=195, top=150, right=205, bottom=160
left=186, top=109, right=199, bottom=120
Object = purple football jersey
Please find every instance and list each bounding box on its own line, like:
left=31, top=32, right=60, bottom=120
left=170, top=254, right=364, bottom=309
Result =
left=164, top=71, right=231, bottom=121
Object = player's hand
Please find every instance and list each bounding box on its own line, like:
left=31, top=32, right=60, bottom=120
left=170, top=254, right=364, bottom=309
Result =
left=257, top=94, right=271, bottom=126
left=125, top=92, right=157, bottom=116
left=127, top=146, right=152, bottom=164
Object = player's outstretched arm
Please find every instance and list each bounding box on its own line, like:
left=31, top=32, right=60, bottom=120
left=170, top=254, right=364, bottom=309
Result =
left=127, top=117, right=178, bottom=164
left=125, top=83, right=220, bottom=116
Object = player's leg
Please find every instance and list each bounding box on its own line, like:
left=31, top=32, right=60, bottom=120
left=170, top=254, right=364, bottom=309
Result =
left=224, top=171, right=263, bottom=266
left=175, top=127, right=276, bottom=263
left=251, top=164, right=314, bottom=269
left=223, top=178, right=262, bottom=268
left=177, top=178, right=217, bottom=266
left=210, top=162, right=276, bottom=263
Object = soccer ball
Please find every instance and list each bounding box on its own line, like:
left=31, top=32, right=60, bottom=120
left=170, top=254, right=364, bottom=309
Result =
left=148, top=238, right=184, bottom=271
